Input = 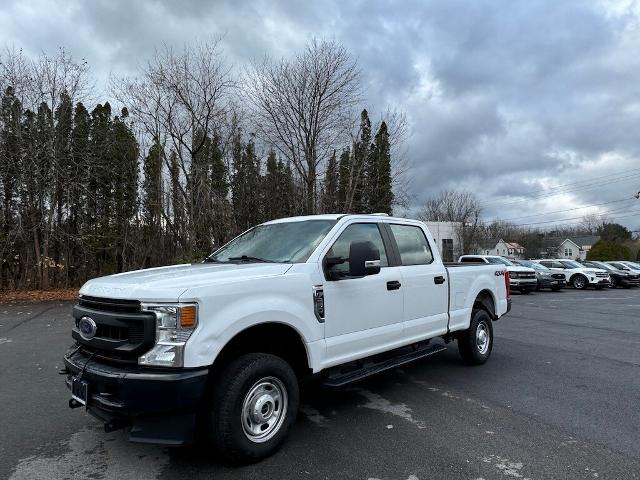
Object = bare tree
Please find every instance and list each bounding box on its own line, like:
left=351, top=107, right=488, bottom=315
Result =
left=578, top=213, right=609, bottom=235
left=420, top=190, right=483, bottom=255
left=0, top=46, right=91, bottom=110
left=245, top=38, right=362, bottom=213
left=112, top=38, right=236, bottom=250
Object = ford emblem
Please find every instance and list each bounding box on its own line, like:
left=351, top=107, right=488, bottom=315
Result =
left=78, top=316, right=98, bottom=340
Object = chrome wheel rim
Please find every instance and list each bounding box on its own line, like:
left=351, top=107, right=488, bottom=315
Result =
left=476, top=321, right=490, bottom=355
left=241, top=376, right=288, bottom=443
left=574, top=277, right=585, bottom=289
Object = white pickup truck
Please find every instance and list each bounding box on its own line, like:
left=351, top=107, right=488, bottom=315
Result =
left=63, top=214, right=510, bottom=462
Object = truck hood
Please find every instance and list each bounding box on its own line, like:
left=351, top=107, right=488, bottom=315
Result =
left=505, top=266, right=535, bottom=273
left=79, top=263, right=293, bottom=302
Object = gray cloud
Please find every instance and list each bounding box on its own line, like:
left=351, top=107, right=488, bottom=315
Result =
left=1, top=0, right=639, bottom=229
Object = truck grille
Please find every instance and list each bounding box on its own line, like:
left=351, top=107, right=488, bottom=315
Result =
left=78, top=295, right=141, bottom=314
left=595, top=272, right=609, bottom=278
left=72, top=296, right=155, bottom=363
left=515, top=271, right=536, bottom=279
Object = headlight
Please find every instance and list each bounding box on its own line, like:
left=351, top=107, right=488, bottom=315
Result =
left=138, top=303, right=198, bottom=367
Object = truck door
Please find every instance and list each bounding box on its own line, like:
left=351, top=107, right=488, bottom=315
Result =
left=385, top=223, right=449, bottom=342
left=321, top=222, right=404, bottom=366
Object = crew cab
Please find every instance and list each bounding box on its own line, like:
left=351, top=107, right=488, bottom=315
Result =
left=63, top=214, right=510, bottom=462
left=534, top=259, right=610, bottom=290
left=458, top=255, right=537, bottom=294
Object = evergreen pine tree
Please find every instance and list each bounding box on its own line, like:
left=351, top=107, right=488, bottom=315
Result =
left=142, top=140, right=163, bottom=229
left=349, top=109, right=372, bottom=212
left=322, top=150, right=339, bottom=213
left=0, top=87, right=22, bottom=288
left=263, top=150, right=280, bottom=221
left=366, top=121, right=393, bottom=214
left=338, top=147, right=351, bottom=211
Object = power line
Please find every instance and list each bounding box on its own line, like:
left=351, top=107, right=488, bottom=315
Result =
left=512, top=207, right=640, bottom=228
left=499, top=196, right=635, bottom=222
left=487, top=166, right=640, bottom=200
left=512, top=204, right=639, bottom=227
left=480, top=167, right=640, bottom=206
left=480, top=171, right=640, bottom=208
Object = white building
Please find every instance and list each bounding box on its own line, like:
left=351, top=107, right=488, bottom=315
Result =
left=556, top=236, right=599, bottom=260
left=474, top=238, right=525, bottom=259
left=423, top=221, right=461, bottom=262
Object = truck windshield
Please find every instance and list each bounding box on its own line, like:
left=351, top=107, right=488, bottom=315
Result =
left=206, top=220, right=337, bottom=263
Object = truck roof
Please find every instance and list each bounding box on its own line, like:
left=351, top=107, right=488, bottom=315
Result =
left=264, top=213, right=419, bottom=224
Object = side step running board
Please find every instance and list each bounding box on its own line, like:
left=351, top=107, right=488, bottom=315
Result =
left=322, top=343, right=447, bottom=387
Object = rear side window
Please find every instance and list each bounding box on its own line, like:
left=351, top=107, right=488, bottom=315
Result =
left=389, top=224, right=434, bottom=265
left=460, top=257, right=481, bottom=263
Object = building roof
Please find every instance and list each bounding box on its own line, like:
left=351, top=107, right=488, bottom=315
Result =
left=477, top=239, right=499, bottom=249
left=542, top=236, right=600, bottom=249
left=502, top=241, right=524, bottom=249
left=568, top=236, right=600, bottom=248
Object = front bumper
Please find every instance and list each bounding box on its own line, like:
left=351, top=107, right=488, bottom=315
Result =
left=588, top=277, right=610, bottom=286
left=510, top=279, right=537, bottom=290
left=538, top=277, right=566, bottom=289
left=619, top=277, right=640, bottom=287
left=63, top=348, right=208, bottom=445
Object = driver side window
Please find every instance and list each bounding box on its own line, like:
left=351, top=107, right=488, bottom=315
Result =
left=327, top=223, right=389, bottom=275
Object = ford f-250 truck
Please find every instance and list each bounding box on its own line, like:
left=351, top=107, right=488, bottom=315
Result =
left=63, top=214, right=511, bottom=462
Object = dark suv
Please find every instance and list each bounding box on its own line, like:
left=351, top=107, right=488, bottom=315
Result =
left=582, top=261, right=640, bottom=288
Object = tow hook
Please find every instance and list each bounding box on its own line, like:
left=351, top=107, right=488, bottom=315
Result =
left=104, top=418, right=129, bottom=433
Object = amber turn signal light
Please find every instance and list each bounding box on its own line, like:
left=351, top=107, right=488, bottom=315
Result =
left=179, top=305, right=197, bottom=328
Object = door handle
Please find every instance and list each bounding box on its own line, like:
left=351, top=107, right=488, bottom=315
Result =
left=386, top=280, right=402, bottom=291
left=434, top=275, right=446, bottom=284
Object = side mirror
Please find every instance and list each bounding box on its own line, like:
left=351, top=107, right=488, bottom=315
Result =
left=349, top=241, right=381, bottom=276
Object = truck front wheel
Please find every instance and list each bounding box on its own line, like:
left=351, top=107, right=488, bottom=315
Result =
left=458, top=309, right=493, bottom=365
left=206, top=353, right=299, bottom=463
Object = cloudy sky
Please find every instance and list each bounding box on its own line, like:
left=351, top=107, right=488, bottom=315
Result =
left=2, top=0, right=640, bottom=230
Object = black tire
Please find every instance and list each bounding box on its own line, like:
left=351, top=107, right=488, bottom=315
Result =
left=551, top=286, right=562, bottom=292
left=571, top=274, right=588, bottom=290
left=458, top=309, right=493, bottom=365
left=520, top=288, right=531, bottom=295
left=206, top=353, right=299, bottom=463
left=610, top=277, right=619, bottom=288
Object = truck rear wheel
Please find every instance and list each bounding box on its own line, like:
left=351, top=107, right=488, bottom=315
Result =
left=458, top=309, right=493, bottom=365
left=206, top=353, right=299, bottom=463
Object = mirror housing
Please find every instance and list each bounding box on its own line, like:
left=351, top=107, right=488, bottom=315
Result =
left=349, top=241, right=381, bottom=276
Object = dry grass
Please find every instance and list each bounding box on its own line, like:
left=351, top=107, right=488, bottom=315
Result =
left=0, top=288, right=79, bottom=304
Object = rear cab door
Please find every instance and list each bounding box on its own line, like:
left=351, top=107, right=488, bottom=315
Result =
left=382, top=221, right=449, bottom=342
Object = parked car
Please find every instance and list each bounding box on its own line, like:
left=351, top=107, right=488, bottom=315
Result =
left=534, top=259, right=610, bottom=290
left=458, top=255, right=537, bottom=294
left=607, top=261, right=640, bottom=275
left=63, top=214, right=511, bottom=462
left=581, top=261, right=640, bottom=288
left=513, top=259, right=566, bottom=291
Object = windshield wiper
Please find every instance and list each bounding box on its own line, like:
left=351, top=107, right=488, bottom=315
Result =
left=228, top=255, right=272, bottom=263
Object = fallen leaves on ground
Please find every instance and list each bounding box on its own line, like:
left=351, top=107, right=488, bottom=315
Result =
left=0, top=288, right=79, bottom=304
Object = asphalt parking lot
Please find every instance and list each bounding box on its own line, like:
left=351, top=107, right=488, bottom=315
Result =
left=1, top=288, right=639, bottom=480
